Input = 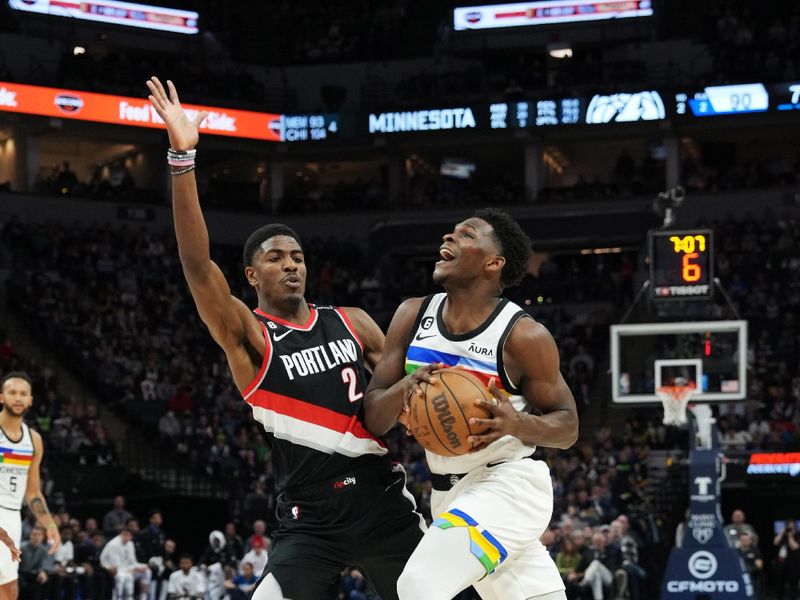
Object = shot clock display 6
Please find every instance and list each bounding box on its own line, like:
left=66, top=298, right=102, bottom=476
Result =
left=649, top=229, right=714, bottom=300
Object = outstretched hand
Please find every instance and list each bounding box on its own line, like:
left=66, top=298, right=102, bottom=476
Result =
left=467, top=377, right=525, bottom=451
left=146, top=77, right=208, bottom=151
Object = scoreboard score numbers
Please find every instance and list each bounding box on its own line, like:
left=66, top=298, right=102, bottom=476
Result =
left=649, top=229, right=714, bottom=300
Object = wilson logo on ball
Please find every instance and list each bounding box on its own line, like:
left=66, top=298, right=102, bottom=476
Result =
left=432, top=393, right=461, bottom=449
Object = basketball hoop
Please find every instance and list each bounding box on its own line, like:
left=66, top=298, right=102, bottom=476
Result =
left=656, top=382, right=697, bottom=426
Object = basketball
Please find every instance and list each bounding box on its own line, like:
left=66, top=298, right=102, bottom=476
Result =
left=408, top=369, right=494, bottom=456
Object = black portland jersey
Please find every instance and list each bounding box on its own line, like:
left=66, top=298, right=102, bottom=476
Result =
left=243, top=304, right=387, bottom=491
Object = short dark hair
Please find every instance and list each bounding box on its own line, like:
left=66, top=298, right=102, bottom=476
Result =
left=473, top=208, right=531, bottom=289
left=1, top=371, right=32, bottom=390
left=242, top=224, right=302, bottom=266
left=178, top=553, right=193, bottom=562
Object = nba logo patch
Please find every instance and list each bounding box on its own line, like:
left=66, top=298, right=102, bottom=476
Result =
left=466, top=11, right=482, bottom=23
left=291, top=506, right=300, bottom=520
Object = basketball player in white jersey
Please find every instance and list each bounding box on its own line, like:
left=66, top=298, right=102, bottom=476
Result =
left=0, top=372, right=61, bottom=599
left=365, top=209, right=578, bottom=600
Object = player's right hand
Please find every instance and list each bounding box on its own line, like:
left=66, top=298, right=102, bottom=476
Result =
left=401, top=363, right=443, bottom=414
left=146, top=77, right=208, bottom=151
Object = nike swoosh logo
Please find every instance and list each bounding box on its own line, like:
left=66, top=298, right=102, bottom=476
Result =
left=415, top=333, right=436, bottom=341
left=273, top=330, right=293, bottom=342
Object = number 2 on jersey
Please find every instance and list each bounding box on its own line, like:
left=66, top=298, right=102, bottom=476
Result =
left=341, top=367, right=364, bottom=402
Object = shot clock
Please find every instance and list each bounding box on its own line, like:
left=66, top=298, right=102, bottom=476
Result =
left=649, top=229, right=714, bottom=300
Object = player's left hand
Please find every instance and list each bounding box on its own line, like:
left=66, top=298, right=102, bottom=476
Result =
left=467, top=377, right=525, bottom=452
left=0, top=527, right=20, bottom=562
left=45, top=526, right=61, bottom=555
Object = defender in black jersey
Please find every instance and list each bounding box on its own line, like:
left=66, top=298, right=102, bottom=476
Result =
left=146, top=78, right=425, bottom=600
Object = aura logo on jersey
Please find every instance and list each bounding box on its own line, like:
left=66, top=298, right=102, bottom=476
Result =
left=468, top=342, right=493, bottom=357
left=431, top=394, right=461, bottom=449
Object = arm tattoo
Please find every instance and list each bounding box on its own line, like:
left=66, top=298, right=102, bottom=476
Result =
left=29, top=497, right=49, bottom=516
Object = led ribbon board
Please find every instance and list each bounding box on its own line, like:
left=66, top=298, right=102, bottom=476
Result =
left=454, top=0, right=653, bottom=31
left=674, top=83, right=769, bottom=117
left=0, top=81, right=282, bottom=141
left=8, top=0, right=199, bottom=34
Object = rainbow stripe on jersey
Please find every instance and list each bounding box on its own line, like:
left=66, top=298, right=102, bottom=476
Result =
left=0, top=446, right=33, bottom=466
left=405, top=345, right=506, bottom=392
left=433, top=508, right=508, bottom=575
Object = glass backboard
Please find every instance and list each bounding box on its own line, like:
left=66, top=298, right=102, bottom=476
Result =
left=610, top=320, right=747, bottom=404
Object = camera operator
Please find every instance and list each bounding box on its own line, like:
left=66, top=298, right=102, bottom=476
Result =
left=773, top=520, right=800, bottom=600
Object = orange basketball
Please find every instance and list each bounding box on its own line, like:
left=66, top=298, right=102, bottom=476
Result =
left=408, top=369, right=494, bottom=456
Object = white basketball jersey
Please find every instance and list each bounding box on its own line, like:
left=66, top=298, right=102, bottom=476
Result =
left=405, top=293, right=534, bottom=474
left=0, top=424, right=34, bottom=510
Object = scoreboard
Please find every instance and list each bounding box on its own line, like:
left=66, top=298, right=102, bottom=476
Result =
left=649, top=229, right=714, bottom=300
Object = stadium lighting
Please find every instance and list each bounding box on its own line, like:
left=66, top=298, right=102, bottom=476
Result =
left=73, top=46, right=86, bottom=55
left=547, top=43, right=572, bottom=59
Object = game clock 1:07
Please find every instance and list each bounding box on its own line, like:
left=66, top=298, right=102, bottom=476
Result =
left=649, top=229, right=714, bottom=300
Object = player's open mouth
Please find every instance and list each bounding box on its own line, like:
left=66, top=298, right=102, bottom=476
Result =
left=283, top=275, right=302, bottom=289
left=437, top=246, right=456, bottom=264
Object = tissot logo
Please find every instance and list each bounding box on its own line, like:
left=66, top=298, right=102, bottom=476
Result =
left=54, top=93, right=84, bottom=114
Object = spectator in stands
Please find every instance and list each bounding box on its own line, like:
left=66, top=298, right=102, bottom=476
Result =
left=773, top=520, right=800, bottom=600
left=19, top=526, right=51, bottom=600
left=103, top=495, right=134, bottom=536
left=166, top=553, right=205, bottom=599
left=100, top=526, right=152, bottom=600
left=724, top=509, right=758, bottom=549
left=54, top=161, right=78, bottom=196
left=51, top=524, right=78, bottom=600
left=153, top=538, right=179, bottom=600
left=609, top=517, right=645, bottom=600
left=223, top=522, right=244, bottom=565
left=241, top=535, right=268, bottom=577
left=738, top=532, right=763, bottom=596
left=139, top=509, right=166, bottom=563
left=556, top=536, right=582, bottom=595
left=243, top=520, right=267, bottom=553
left=224, top=561, right=258, bottom=600
left=574, top=531, right=626, bottom=600
left=77, top=531, right=108, bottom=600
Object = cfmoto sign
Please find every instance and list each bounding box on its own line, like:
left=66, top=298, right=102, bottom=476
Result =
left=688, top=551, right=717, bottom=579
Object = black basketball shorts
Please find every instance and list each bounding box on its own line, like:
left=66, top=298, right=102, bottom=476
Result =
left=251, top=462, right=425, bottom=600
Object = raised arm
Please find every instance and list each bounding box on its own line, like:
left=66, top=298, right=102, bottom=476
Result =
left=363, top=298, right=439, bottom=437
left=25, top=430, right=60, bottom=555
left=469, top=318, right=579, bottom=451
left=146, top=77, right=264, bottom=391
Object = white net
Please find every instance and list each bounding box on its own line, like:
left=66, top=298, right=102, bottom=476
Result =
left=657, top=384, right=696, bottom=426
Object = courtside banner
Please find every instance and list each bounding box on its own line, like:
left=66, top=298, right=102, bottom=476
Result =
left=0, top=81, right=282, bottom=142
left=8, top=0, right=199, bottom=34
left=454, top=0, right=653, bottom=30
